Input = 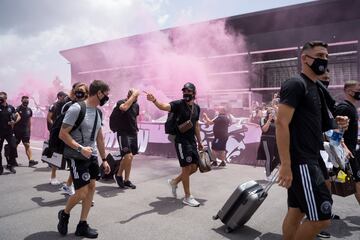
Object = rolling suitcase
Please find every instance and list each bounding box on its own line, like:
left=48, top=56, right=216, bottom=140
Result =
left=213, top=170, right=278, bottom=233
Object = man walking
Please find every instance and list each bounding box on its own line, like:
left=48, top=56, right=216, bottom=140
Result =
left=146, top=82, right=203, bottom=207
left=57, top=80, right=111, bottom=238
left=114, top=89, right=140, bottom=189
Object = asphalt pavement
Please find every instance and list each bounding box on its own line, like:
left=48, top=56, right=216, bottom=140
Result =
left=0, top=140, right=359, bottom=240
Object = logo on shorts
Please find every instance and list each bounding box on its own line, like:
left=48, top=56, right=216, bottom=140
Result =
left=186, top=156, right=192, bottom=163
left=123, top=147, right=129, bottom=153
left=320, top=201, right=332, bottom=215
left=82, top=172, right=91, bottom=181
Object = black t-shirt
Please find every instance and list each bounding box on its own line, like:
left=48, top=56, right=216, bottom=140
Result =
left=280, top=73, right=323, bottom=165
left=170, top=100, right=200, bottom=142
left=0, top=104, right=16, bottom=135
left=116, top=99, right=139, bottom=135
left=334, top=100, right=358, bottom=153
left=213, top=114, right=230, bottom=139
left=15, top=105, right=33, bottom=131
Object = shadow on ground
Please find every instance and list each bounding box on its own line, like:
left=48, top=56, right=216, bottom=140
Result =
left=328, top=215, right=360, bottom=239
left=24, top=231, right=81, bottom=240
left=118, top=197, right=207, bottom=224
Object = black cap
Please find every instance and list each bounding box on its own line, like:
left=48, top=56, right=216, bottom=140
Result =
left=182, top=82, right=196, bottom=93
left=57, top=91, right=67, bottom=98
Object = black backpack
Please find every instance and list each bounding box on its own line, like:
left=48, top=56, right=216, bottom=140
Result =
left=109, top=102, right=122, bottom=132
left=165, top=112, right=178, bottom=135
left=47, top=101, right=86, bottom=155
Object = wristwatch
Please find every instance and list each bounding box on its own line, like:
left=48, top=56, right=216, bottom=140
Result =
left=76, top=146, right=83, bottom=153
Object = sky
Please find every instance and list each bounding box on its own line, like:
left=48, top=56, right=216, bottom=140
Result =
left=0, top=0, right=314, bottom=98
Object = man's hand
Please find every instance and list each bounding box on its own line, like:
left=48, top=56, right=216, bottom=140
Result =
left=198, top=142, right=204, bottom=151
left=335, top=116, right=349, bottom=130
left=146, top=93, right=156, bottom=102
left=277, top=164, right=293, bottom=189
left=81, top=146, right=93, bottom=159
left=102, top=161, right=111, bottom=174
left=131, top=89, right=140, bottom=98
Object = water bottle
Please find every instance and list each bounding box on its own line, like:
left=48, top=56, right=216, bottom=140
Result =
left=329, top=129, right=344, bottom=146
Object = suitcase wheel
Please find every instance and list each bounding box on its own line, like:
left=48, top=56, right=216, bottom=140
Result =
left=212, top=215, right=219, bottom=220
left=225, top=227, right=233, bottom=233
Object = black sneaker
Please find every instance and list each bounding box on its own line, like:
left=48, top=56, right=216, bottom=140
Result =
left=219, top=161, right=226, bottom=167
left=317, top=231, right=331, bottom=238
left=57, top=210, right=70, bottom=235
left=0, top=166, right=3, bottom=175
left=29, top=160, right=39, bottom=167
left=124, top=180, right=136, bottom=189
left=6, top=165, right=16, bottom=174
left=75, top=221, right=98, bottom=239
left=211, top=161, right=218, bottom=167
left=331, top=214, right=340, bottom=220
left=115, top=175, right=125, bottom=188
left=13, top=162, right=19, bottom=167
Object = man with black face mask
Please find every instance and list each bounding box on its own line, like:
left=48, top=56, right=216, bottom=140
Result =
left=57, top=80, right=110, bottom=238
left=14, top=96, right=38, bottom=167
left=333, top=81, right=360, bottom=205
left=114, top=88, right=140, bottom=189
left=276, top=41, right=349, bottom=239
left=146, top=82, right=203, bottom=207
left=0, top=91, right=20, bottom=174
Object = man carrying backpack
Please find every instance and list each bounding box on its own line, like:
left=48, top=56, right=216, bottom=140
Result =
left=57, top=80, right=111, bottom=239
left=146, top=82, right=203, bottom=207
left=111, top=89, right=140, bottom=189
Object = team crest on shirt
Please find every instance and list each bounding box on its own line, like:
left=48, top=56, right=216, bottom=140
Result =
left=320, top=201, right=332, bottom=214
left=7, top=108, right=12, bottom=112
left=186, top=156, right=192, bottom=163
left=82, top=172, right=91, bottom=181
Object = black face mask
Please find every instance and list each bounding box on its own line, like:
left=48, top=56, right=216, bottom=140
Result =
left=75, top=91, right=86, bottom=100
left=0, top=98, right=4, bottom=104
left=306, top=55, right=328, bottom=75
left=353, top=91, right=360, bottom=100
left=183, top=93, right=193, bottom=102
left=98, top=93, right=109, bottom=106
left=319, top=80, right=330, bottom=88
left=22, top=101, right=29, bottom=107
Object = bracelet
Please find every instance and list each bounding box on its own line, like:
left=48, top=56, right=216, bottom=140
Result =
left=152, top=99, right=157, bottom=103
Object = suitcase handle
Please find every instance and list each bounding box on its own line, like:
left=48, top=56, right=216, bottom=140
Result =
left=263, top=167, right=279, bottom=194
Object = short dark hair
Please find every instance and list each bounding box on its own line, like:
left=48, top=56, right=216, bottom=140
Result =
left=89, top=80, right=110, bottom=96
left=0, top=91, right=7, bottom=98
left=22, top=96, right=29, bottom=100
left=344, top=80, right=359, bottom=90
left=301, top=41, right=328, bottom=54
left=57, top=91, right=67, bottom=98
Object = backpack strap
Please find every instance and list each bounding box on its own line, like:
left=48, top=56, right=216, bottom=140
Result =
left=72, top=101, right=87, bottom=132
left=90, top=109, right=99, bottom=141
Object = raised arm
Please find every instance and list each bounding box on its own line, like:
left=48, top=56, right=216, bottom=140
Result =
left=146, top=93, right=171, bottom=112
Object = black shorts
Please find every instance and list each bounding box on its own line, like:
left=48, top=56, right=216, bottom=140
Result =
left=288, top=164, right=333, bottom=221
left=68, top=156, right=100, bottom=190
left=318, top=155, right=329, bottom=180
left=117, top=133, right=138, bottom=157
left=212, top=137, right=228, bottom=151
left=15, top=130, right=30, bottom=144
left=175, top=141, right=199, bottom=167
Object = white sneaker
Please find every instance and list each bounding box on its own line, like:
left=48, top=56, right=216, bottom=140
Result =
left=183, top=195, right=200, bottom=207
left=167, top=179, right=177, bottom=198
left=61, top=184, right=75, bottom=195
left=50, top=178, right=61, bottom=185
